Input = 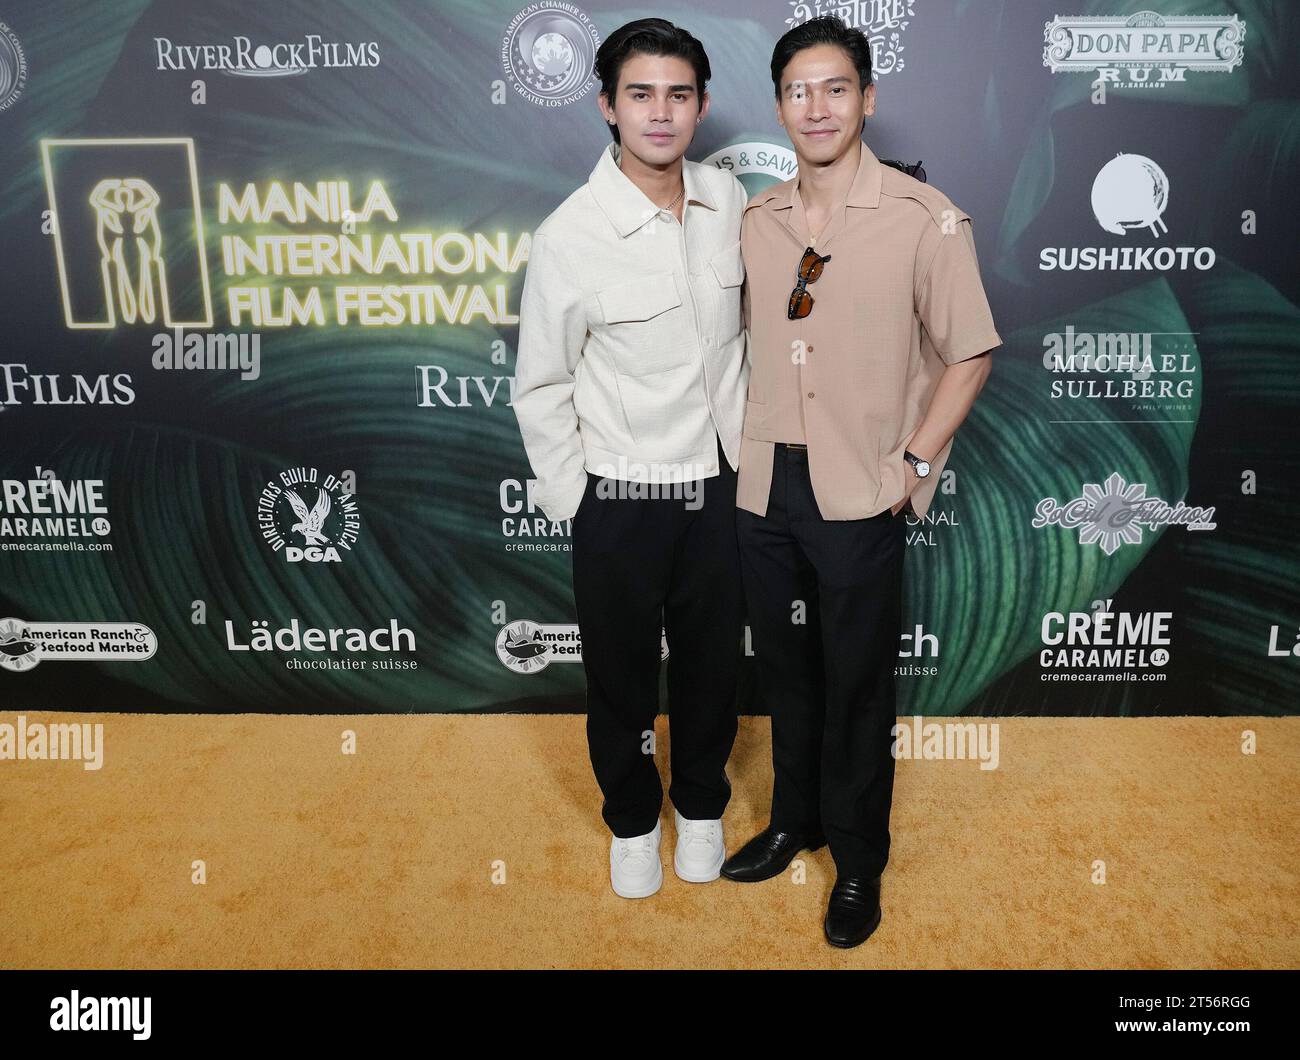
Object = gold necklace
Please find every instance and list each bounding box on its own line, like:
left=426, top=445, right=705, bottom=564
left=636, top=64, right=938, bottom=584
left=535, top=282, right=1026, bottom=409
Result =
left=658, top=184, right=685, bottom=212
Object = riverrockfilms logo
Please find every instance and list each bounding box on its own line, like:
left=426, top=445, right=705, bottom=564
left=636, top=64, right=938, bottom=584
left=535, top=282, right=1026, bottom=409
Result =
left=0, top=618, right=157, bottom=673
left=0, top=364, right=135, bottom=407
left=1040, top=154, right=1216, bottom=272
left=502, top=5, right=601, bottom=107
left=1043, top=11, right=1246, bottom=87
left=154, top=34, right=380, bottom=75
left=50, top=991, right=150, bottom=1038
left=1031, top=472, right=1216, bottom=555
left=0, top=474, right=113, bottom=550
left=257, top=466, right=360, bottom=563
left=0, top=715, right=104, bottom=771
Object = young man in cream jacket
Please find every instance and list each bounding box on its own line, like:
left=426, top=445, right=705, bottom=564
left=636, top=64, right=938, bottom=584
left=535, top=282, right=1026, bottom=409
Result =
left=513, top=18, right=748, bottom=899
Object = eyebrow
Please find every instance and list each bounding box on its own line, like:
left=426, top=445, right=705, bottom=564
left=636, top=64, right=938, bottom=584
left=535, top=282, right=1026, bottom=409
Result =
left=624, top=83, right=697, bottom=93
left=783, top=75, right=853, bottom=91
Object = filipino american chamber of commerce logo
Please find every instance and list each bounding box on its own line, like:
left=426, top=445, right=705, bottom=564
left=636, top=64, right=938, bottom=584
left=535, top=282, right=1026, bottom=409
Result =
left=502, top=5, right=601, bottom=107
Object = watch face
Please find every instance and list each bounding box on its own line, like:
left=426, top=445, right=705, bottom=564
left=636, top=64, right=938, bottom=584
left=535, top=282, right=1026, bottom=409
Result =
left=916, top=461, right=930, bottom=477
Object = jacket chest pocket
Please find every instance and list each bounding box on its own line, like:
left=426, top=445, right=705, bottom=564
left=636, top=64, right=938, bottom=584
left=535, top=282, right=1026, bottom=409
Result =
left=595, top=271, right=688, bottom=377
left=708, top=241, right=744, bottom=344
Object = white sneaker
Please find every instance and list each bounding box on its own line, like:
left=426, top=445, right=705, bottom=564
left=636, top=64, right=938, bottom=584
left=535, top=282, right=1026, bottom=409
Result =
left=673, top=808, right=725, bottom=882
left=610, top=819, right=663, bottom=899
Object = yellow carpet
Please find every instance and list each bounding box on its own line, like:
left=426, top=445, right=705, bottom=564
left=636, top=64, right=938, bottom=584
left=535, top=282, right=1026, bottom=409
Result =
left=1, top=713, right=1296, bottom=969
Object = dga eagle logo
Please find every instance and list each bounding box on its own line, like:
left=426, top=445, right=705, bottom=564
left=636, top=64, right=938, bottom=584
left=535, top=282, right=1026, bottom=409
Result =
left=257, top=466, right=361, bottom=563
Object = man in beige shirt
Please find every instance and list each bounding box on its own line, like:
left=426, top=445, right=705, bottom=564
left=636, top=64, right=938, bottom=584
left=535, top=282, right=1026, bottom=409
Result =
left=719, top=15, right=1002, bottom=948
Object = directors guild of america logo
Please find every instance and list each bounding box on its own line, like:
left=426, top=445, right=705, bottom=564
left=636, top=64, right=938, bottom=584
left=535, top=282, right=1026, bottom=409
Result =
left=257, top=466, right=361, bottom=563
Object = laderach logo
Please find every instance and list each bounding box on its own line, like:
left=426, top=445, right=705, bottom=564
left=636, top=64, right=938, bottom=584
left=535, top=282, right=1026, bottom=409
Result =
left=1031, top=471, right=1216, bottom=555
left=154, top=34, right=380, bottom=75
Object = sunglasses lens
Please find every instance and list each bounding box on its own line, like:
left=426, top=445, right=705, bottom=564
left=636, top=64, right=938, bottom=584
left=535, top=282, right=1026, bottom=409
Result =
left=788, top=290, right=812, bottom=318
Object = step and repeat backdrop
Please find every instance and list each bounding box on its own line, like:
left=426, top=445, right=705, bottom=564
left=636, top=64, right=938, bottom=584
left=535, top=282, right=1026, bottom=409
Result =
left=0, top=1, right=1295, bottom=715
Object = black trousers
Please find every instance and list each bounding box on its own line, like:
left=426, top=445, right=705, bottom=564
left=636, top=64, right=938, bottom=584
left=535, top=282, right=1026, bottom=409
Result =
left=736, top=443, right=906, bottom=878
left=571, top=435, right=744, bottom=838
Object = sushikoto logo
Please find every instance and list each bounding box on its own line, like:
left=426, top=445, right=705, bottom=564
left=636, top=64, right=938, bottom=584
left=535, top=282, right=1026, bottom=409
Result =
left=0, top=618, right=157, bottom=673
left=0, top=19, right=27, bottom=111
left=1031, top=471, right=1216, bottom=555
left=1044, top=11, right=1245, bottom=87
left=501, top=4, right=601, bottom=106
left=257, top=466, right=360, bottom=563
left=153, top=35, right=380, bottom=76
left=1040, top=153, right=1216, bottom=272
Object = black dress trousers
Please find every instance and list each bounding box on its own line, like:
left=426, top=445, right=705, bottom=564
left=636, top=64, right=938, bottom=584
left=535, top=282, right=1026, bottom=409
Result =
left=736, top=443, right=907, bottom=878
left=571, top=434, right=744, bottom=838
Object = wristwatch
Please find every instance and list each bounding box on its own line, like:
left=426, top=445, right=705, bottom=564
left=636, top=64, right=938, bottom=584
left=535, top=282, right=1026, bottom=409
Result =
left=903, top=449, right=931, bottom=478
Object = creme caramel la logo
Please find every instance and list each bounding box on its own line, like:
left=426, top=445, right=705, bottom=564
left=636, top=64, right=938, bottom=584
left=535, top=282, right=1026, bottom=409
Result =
left=41, top=137, right=530, bottom=329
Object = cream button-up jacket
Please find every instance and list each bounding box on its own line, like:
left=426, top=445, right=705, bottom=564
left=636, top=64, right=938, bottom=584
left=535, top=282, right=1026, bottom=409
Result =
left=513, top=142, right=748, bottom=523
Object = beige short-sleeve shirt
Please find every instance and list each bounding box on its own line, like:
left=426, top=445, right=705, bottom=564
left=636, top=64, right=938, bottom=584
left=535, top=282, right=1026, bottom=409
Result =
left=737, top=141, right=1002, bottom=522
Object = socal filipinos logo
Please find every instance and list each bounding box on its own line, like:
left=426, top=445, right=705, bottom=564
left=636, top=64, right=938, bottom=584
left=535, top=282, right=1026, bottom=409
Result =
left=1043, top=11, right=1245, bottom=88
left=1031, top=471, right=1216, bottom=555
left=256, top=466, right=360, bottom=563
left=501, top=5, right=601, bottom=107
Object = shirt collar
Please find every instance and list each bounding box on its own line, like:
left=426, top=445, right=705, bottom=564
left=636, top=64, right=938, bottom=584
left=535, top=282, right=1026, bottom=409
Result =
left=588, top=141, right=717, bottom=239
left=745, top=139, right=884, bottom=215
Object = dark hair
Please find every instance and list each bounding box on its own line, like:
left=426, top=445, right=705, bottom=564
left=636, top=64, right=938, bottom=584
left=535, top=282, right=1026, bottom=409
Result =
left=770, top=15, right=873, bottom=98
left=594, top=18, right=711, bottom=144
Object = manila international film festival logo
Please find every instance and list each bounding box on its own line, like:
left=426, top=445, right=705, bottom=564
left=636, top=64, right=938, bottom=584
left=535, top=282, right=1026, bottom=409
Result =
left=257, top=467, right=361, bottom=564
left=502, top=4, right=601, bottom=107
left=41, top=139, right=214, bottom=329
left=1044, top=10, right=1245, bottom=88
left=0, top=19, right=26, bottom=111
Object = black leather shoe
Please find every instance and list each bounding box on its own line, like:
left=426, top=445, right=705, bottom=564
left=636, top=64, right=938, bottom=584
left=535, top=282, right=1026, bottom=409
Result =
left=823, top=874, right=882, bottom=948
left=719, top=825, right=827, bottom=882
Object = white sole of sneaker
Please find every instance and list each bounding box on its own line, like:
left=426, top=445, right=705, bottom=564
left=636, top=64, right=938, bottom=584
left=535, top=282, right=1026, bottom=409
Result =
left=611, top=861, right=663, bottom=899
left=674, top=847, right=725, bottom=883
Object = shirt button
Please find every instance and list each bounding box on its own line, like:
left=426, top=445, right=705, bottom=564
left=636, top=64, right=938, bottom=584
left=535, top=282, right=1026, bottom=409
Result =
left=807, top=392, right=815, bottom=398
left=807, top=345, right=815, bottom=352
